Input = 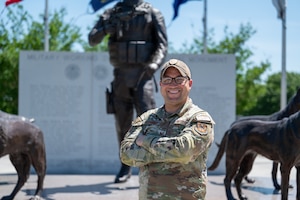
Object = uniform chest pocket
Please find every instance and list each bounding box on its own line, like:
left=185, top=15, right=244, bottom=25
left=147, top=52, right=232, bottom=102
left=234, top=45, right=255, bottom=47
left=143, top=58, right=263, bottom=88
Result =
left=142, top=123, right=161, bottom=136
left=167, top=124, right=186, bottom=137
left=144, top=123, right=185, bottom=137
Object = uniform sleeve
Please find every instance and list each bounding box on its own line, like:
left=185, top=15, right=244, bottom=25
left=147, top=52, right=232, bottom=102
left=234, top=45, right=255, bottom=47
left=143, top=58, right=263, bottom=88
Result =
left=120, top=125, right=155, bottom=167
left=120, top=113, right=215, bottom=167
left=88, top=9, right=112, bottom=46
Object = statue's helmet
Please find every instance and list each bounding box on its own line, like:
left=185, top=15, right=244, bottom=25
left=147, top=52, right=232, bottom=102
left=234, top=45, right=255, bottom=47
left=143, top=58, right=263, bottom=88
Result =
left=122, top=0, right=144, bottom=6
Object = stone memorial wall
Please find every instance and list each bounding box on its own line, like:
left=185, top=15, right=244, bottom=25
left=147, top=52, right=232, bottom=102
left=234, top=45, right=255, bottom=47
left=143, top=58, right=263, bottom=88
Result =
left=19, top=51, right=235, bottom=174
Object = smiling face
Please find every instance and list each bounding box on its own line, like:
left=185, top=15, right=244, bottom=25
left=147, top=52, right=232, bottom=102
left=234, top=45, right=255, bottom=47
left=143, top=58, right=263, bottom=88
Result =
left=160, top=67, right=193, bottom=113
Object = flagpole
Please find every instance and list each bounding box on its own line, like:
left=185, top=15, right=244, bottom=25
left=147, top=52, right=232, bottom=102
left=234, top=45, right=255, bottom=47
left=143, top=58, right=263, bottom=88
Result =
left=44, top=0, right=49, bottom=51
left=272, top=0, right=287, bottom=110
left=202, top=0, right=207, bottom=54
left=280, top=0, right=287, bottom=110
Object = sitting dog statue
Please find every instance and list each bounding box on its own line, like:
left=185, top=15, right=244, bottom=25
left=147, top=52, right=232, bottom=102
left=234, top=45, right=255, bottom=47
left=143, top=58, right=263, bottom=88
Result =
left=0, top=116, right=46, bottom=200
left=209, top=111, right=300, bottom=200
left=210, top=87, right=300, bottom=190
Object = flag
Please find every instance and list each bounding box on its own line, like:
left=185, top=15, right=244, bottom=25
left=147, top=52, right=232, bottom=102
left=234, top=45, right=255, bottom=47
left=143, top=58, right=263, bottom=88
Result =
left=5, top=0, right=22, bottom=6
left=272, top=0, right=286, bottom=20
left=90, top=0, right=117, bottom=13
left=172, top=0, right=189, bottom=21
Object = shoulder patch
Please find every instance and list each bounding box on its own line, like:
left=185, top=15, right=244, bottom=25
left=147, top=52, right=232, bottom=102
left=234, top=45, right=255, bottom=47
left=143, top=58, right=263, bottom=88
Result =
left=196, top=115, right=211, bottom=122
left=194, top=122, right=209, bottom=135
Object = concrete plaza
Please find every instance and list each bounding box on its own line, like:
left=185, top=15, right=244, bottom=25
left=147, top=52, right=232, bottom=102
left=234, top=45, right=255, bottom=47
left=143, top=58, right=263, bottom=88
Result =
left=0, top=155, right=297, bottom=200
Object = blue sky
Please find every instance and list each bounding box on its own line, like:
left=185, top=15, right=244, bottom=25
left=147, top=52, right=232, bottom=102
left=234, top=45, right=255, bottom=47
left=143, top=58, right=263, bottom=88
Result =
left=3, top=0, right=300, bottom=76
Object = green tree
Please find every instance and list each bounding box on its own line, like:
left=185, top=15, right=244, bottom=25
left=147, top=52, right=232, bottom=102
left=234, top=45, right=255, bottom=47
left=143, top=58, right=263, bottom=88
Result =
left=0, top=5, right=82, bottom=114
left=247, top=72, right=300, bottom=115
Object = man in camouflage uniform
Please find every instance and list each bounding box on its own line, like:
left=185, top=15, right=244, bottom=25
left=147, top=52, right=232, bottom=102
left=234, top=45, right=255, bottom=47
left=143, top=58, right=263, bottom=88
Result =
left=120, top=59, right=215, bottom=199
left=88, top=0, right=167, bottom=183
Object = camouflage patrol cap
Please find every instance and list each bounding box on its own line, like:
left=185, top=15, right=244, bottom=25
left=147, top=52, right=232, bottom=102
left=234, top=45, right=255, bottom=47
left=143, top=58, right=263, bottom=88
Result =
left=160, top=59, right=191, bottom=79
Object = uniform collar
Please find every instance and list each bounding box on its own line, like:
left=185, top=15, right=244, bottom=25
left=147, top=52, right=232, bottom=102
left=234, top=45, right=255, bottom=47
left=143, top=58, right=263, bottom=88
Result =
left=159, top=98, right=193, bottom=118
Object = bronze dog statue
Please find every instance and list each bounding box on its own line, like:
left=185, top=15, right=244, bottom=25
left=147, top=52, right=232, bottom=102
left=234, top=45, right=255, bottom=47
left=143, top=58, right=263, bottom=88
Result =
left=209, top=111, right=300, bottom=200
left=0, top=116, right=46, bottom=200
left=211, top=87, right=300, bottom=190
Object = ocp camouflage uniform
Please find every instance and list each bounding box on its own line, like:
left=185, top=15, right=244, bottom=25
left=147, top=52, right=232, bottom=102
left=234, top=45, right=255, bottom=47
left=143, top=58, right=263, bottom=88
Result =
left=120, top=98, right=215, bottom=200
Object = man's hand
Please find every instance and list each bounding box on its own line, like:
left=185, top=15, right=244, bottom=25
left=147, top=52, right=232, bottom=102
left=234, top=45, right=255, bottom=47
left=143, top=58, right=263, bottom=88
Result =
left=135, top=133, right=146, bottom=146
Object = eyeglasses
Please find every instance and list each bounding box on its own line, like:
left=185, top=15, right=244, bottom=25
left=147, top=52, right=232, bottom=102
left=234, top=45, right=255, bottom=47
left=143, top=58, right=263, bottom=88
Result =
left=161, top=76, right=189, bottom=85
